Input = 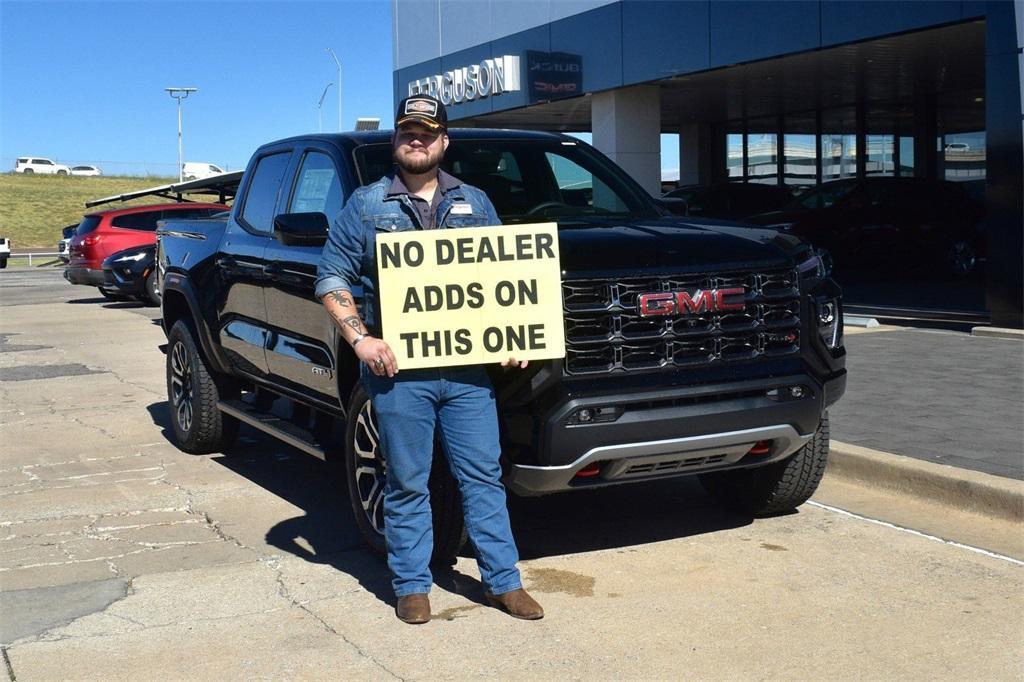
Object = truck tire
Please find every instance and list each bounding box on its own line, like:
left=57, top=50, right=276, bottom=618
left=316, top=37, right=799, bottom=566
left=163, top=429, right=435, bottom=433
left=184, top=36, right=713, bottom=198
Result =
left=699, top=414, right=829, bottom=516
left=344, top=384, right=466, bottom=564
left=166, top=320, right=238, bottom=454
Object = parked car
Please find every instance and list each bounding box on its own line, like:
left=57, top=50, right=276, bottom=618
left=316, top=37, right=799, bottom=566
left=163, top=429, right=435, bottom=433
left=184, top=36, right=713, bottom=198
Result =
left=0, top=237, right=10, bottom=269
left=101, top=244, right=159, bottom=305
left=746, top=177, right=985, bottom=278
left=70, top=165, right=103, bottom=176
left=57, top=224, right=77, bottom=263
left=661, top=183, right=794, bottom=219
left=65, top=203, right=227, bottom=299
left=14, top=157, right=70, bottom=175
left=182, top=162, right=225, bottom=181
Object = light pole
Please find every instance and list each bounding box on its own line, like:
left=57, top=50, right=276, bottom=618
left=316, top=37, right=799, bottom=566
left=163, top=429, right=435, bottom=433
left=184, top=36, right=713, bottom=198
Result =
left=165, top=87, right=198, bottom=182
left=325, top=47, right=342, bottom=131
left=317, top=83, right=334, bottom=133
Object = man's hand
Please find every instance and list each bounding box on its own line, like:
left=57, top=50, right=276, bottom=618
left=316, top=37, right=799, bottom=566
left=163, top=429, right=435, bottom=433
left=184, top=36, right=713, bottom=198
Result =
left=320, top=290, right=398, bottom=378
left=356, top=336, right=399, bottom=377
left=500, top=357, right=529, bottom=370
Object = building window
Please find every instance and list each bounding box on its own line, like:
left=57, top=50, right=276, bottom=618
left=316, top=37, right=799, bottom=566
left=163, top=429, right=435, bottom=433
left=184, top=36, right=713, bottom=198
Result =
left=746, top=133, right=778, bottom=184
left=821, top=107, right=857, bottom=182
left=866, top=135, right=894, bottom=176
left=726, top=133, right=744, bottom=180
left=898, top=136, right=915, bottom=176
left=784, top=112, right=817, bottom=186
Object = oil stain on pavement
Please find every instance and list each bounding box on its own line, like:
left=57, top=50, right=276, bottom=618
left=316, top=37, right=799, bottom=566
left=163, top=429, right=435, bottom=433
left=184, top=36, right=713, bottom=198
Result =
left=524, top=567, right=595, bottom=597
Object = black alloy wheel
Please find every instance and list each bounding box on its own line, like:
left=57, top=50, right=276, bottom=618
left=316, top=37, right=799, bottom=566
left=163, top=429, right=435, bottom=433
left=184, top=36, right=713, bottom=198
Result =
left=344, top=384, right=465, bottom=563
left=166, top=321, right=238, bottom=454
left=353, top=394, right=387, bottom=542
left=947, top=239, right=977, bottom=278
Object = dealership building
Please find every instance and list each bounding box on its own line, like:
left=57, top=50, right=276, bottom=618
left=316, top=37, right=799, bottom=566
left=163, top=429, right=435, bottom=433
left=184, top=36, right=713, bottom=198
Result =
left=392, top=1, right=1022, bottom=327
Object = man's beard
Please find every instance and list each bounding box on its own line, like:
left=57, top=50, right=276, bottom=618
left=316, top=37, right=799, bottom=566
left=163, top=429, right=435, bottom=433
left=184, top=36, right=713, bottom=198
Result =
left=394, top=146, right=442, bottom=175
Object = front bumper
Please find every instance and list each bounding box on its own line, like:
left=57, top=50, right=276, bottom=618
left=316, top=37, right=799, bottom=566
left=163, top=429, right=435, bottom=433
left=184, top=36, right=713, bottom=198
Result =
left=504, top=370, right=845, bottom=496
left=102, top=267, right=145, bottom=297
left=64, top=266, right=105, bottom=286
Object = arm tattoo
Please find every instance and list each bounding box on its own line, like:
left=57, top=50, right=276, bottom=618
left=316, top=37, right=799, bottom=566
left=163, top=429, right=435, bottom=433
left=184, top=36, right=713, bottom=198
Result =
left=327, top=291, right=353, bottom=308
left=340, top=315, right=365, bottom=335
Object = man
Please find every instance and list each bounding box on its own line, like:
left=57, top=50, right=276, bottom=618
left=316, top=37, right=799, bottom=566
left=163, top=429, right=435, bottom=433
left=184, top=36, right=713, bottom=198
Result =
left=315, top=95, right=544, bottom=625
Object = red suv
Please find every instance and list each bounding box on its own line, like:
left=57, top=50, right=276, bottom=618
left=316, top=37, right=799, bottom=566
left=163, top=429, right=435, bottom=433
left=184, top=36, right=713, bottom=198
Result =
left=66, top=203, right=227, bottom=297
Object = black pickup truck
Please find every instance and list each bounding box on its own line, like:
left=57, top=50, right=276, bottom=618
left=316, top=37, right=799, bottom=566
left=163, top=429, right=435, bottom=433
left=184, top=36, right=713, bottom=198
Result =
left=157, top=129, right=846, bottom=560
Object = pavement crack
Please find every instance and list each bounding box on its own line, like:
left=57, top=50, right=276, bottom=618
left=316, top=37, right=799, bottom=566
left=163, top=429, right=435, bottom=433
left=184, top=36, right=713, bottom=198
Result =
left=2, top=646, right=15, bottom=681
left=268, top=562, right=404, bottom=681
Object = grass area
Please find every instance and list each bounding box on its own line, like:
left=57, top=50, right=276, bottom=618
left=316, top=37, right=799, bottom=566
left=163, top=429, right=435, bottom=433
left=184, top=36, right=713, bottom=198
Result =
left=0, top=174, right=230, bottom=248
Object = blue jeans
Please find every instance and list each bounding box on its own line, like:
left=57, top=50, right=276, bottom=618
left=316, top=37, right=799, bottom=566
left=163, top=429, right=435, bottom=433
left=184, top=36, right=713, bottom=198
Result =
left=362, top=365, right=522, bottom=598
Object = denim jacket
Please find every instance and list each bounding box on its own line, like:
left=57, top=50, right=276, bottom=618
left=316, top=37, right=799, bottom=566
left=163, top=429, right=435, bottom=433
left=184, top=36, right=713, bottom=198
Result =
left=315, top=172, right=501, bottom=334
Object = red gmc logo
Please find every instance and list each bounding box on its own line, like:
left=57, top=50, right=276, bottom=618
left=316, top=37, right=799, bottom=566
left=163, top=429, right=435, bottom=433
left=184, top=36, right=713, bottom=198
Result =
left=637, top=287, right=747, bottom=316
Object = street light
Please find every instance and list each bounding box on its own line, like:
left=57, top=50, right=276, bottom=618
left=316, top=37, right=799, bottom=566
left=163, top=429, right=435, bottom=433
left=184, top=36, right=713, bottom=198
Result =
left=325, top=47, right=342, bottom=131
left=317, top=83, right=334, bottom=133
left=165, top=87, right=198, bottom=183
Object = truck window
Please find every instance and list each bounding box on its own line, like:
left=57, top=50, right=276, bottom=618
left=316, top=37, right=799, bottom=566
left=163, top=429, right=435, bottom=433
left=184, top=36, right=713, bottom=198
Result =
left=544, top=152, right=630, bottom=214
left=239, top=151, right=291, bottom=234
left=289, top=151, right=342, bottom=220
left=354, top=138, right=657, bottom=224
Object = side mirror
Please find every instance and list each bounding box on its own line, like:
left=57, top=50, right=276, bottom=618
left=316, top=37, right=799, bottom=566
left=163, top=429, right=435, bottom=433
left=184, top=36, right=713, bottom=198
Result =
left=659, top=197, right=689, bottom=216
left=273, top=212, right=329, bottom=246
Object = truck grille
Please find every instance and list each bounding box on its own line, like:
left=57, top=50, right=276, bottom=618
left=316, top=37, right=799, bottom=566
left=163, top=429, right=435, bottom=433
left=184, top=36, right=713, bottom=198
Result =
left=562, top=269, right=801, bottom=375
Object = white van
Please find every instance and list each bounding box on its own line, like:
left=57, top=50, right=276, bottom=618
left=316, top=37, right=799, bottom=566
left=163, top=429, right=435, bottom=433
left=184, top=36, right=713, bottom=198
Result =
left=15, top=157, right=71, bottom=175
left=182, top=162, right=225, bottom=181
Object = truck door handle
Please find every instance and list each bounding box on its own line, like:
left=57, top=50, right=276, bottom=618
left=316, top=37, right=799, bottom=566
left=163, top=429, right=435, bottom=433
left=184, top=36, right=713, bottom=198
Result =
left=215, top=256, right=236, bottom=268
left=262, top=262, right=282, bottom=276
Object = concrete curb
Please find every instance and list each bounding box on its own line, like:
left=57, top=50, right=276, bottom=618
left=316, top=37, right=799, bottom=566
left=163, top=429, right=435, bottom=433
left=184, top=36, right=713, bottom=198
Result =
left=971, top=326, right=1024, bottom=341
left=825, top=440, right=1024, bottom=522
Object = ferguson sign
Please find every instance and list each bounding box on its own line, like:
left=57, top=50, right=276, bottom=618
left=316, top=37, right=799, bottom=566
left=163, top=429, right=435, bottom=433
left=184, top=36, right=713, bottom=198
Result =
left=407, top=55, right=521, bottom=105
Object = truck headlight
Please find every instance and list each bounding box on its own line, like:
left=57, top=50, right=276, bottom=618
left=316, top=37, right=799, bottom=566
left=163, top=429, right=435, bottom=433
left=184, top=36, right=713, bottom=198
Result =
left=816, top=299, right=842, bottom=349
left=797, top=253, right=824, bottom=278
left=798, top=248, right=833, bottom=279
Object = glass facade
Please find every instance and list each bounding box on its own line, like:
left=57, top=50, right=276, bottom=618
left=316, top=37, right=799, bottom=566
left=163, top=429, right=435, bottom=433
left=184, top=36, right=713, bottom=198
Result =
left=395, top=3, right=1013, bottom=324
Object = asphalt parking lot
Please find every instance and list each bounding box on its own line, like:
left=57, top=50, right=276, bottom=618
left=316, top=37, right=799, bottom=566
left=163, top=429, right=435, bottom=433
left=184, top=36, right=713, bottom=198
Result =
left=1, top=268, right=1022, bottom=680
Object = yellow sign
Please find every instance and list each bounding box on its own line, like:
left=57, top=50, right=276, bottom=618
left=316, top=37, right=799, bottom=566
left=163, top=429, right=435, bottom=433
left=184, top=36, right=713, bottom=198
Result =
left=376, top=223, right=565, bottom=370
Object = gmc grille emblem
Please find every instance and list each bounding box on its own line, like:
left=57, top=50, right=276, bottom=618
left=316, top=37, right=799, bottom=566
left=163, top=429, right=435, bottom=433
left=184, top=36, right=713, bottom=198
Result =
left=638, top=287, right=746, bottom=317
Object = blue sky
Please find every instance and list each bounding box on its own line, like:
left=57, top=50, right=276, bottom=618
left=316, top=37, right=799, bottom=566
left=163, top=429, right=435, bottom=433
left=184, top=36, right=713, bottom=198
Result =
left=2, top=1, right=395, bottom=176
left=2, top=0, right=679, bottom=177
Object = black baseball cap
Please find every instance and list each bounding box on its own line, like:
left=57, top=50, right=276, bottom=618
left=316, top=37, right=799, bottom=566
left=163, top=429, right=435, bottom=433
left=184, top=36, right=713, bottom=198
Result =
left=395, top=95, right=448, bottom=132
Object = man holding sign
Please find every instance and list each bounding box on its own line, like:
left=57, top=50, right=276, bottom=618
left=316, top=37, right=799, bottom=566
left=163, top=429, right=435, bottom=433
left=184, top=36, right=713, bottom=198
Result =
left=315, top=96, right=544, bottom=624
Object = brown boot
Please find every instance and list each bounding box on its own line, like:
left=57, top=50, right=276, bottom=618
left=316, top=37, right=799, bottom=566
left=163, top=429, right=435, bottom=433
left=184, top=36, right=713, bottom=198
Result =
left=395, top=593, right=431, bottom=624
left=484, top=588, right=544, bottom=620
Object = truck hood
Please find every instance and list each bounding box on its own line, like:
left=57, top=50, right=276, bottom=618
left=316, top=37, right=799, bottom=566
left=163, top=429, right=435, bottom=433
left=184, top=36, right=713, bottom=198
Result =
left=554, top=216, right=803, bottom=279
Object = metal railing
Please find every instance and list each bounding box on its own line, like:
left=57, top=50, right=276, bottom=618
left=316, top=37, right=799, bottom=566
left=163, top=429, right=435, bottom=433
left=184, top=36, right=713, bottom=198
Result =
left=5, top=252, right=61, bottom=267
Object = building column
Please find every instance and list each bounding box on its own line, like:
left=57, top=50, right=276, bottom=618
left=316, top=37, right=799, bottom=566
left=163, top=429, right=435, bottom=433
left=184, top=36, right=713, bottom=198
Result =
left=678, top=123, right=713, bottom=186
left=983, top=0, right=1023, bottom=327
left=592, top=86, right=662, bottom=195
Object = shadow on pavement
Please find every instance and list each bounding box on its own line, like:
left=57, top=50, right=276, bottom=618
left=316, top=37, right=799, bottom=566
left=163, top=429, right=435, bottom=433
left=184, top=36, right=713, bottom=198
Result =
left=145, top=400, right=754, bottom=605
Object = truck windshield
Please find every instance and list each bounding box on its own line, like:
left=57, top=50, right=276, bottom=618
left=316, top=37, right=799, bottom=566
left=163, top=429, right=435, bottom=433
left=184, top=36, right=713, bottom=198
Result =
left=353, top=138, right=660, bottom=224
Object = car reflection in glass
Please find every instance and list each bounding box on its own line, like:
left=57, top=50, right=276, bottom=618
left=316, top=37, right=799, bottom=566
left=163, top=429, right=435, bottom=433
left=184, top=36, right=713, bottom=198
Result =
left=745, top=177, right=985, bottom=281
